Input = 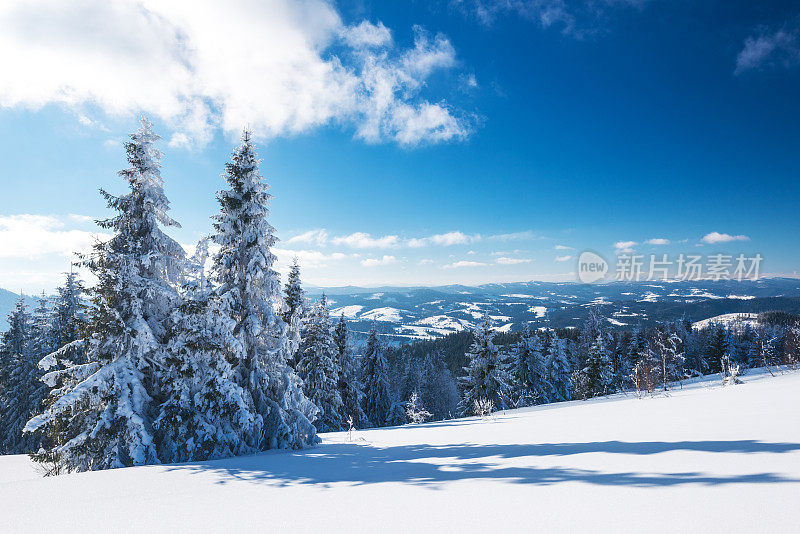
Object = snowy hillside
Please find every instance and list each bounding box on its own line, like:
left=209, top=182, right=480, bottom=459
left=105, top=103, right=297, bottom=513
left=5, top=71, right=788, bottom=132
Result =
left=692, top=313, right=759, bottom=330
left=2, top=368, right=798, bottom=532
left=308, top=279, right=800, bottom=342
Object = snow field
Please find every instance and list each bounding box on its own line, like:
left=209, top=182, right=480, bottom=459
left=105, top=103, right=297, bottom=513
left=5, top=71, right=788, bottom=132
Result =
left=1, top=368, right=798, bottom=533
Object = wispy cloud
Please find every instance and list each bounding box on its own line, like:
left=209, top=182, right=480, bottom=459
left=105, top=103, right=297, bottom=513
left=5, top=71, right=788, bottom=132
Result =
left=361, top=255, right=398, bottom=267
left=286, top=229, right=329, bottom=247
left=644, top=238, right=670, bottom=245
left=273, top=248, right=351, bottom=269
left=701, top=232, right=750, bottom=244
left=454, top=0, right=651, bottom=38
left=554, top=244, right=573, bottom=251
left=489, top=230, right=539, bottom=241
left=495, top=257, right=532, bottom=265
left=614, top=240, right=637, bottom=254
left=735, top=27, right=800, bottom=75
left=0, top=1, right=470, bottom=147
left=554, top=255, right=572, bottom=262
left=408, top=231, right=479, bottom=247
left=332, top=232, right=399, bottom=249
left=442, top=260, right=487, bottom=269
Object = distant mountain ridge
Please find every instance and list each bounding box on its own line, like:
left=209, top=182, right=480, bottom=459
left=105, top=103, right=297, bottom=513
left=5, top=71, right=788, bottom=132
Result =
left=3, top=278, right=800, bottom=340
left=304, top=278, right=800, bottom=342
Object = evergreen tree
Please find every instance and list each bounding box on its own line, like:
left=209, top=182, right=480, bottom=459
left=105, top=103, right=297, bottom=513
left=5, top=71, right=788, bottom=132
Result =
left=582, top=334, right=614, bottom=397
left=546, top=336, right=571, bottom=402
left=0, top=297, right=43, bottom=454
left=211, top=130, right=318, bottom=451
left=154, top=238, right=258, bottom=462
left=282, top=258, right=305, bottom=324
left=512, top=326, right=549, bottom=406
left=26, top=118, right=185, bottom=471
left=30, top=293, right=56, bottom=360
left=282, top=258, right=305, bottom=363
left=361, top=325, right=391, bottom=427
left=297, top=296, right=345, bottom=432
left=333, top=314, right=368, bottom=428
left=460, top=316, right=509, bottom=415
left=49, top=270, right=88, bottom=356
left=705, top=323, right=728, bottom=374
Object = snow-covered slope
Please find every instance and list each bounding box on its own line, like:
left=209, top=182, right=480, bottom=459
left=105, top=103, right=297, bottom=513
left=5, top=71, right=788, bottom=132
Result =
left=692, top=312, right=759, bottom=330
left=1, top=369, right=798, bottom=532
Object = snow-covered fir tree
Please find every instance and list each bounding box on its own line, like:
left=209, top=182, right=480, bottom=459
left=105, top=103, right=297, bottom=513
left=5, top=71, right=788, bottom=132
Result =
left=30, top=293, right=56, bottom=361
left=154, top=238, right=258, bottom=462
left=282, top=258, right=305, bottom=363
left=26, top=118, right=185, bottom=471
left=511, top=326, right=549, bottom=407
left=333, top=314, right=368, bottom=428
left=582, top=334, right=614, bottom=397
left=297, top=296, right=345, bottom=432
left=386, top=400, right=408, bottom=426
left=49, top=270, right=88, bottom=356
left=211, top=130, right=318, bottom=450
left=460, top=316, right=509, bottom=415
left=0, top=297, right=44, bottom=454
left=546, top=336, right=571, bottom=402
left=361, top=325, right=391, bottom=427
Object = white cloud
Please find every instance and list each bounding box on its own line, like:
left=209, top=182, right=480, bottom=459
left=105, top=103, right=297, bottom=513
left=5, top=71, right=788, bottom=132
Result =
left=407, top=231, right=479, bottom=247
left=0, top=0, right=470, bottom=147
left=701, top=232, right=750, bottom=244
left=361, top=255, right=397, bottom=267
left=614, top=240, right=637, bottom=254
left=286, top=229, right=329, bottom=247
left=554, top=255, right=572, bottom=262
left=554, top=244, right=573, bottom=250
left=645, top=238, right=670, bottom=245
left=458, top=0, right=650, bottom=38
left=273, top=248, right=350, bottom=270
left=735, top=28, right=800, bottom=75
left=495, top=257, right=532, bottom=265
left=341, top=20, right=391, bottom=48
left=67, top=213, right=96, bottom=224
left=0, top=214, right=107, bottom=259
left=332, top=232, right=399, bottom=249
left=442, top=260, right=487, bottom=269
left=418, top=258, right=434, bottom=265
left=489, top=230, right=538, bottom=241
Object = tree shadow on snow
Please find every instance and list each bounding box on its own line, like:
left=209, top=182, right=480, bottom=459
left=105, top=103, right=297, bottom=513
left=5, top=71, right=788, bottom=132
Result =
left=167, top=439, right=800, bottom=489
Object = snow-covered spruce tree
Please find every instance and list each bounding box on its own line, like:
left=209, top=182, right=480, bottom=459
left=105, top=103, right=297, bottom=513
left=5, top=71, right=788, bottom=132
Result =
left=546, top=336, right=571, bottom=402
left=0, top=296, right=45, bottom=454
left=512, top=326, right=549, bottom=407
left=49, top=270, right=88, bottom=356
left=361, top=325, right=391, bottom=427
left=333, top=314, right=368, bottom=428
left=418, top=352, right=460, bottom=420
left=154, top=238, right=259, bottom=462
left=30, top=293, right=57, bottom=361
left=460, top=316, right=510, bottom=415
left=212, top=130, right=318, bottom=450
left=297, top=296, right=345, bottom=432
left=582, top=334, right=614, bottom=397
left=25, top=118, right=185, bottom=471
left=282, top=258, right=306, bottom=365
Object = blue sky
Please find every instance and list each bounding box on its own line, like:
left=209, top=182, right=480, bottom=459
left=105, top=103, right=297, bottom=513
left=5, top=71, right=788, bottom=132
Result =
left=0, top=0, right=798, bottom=292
